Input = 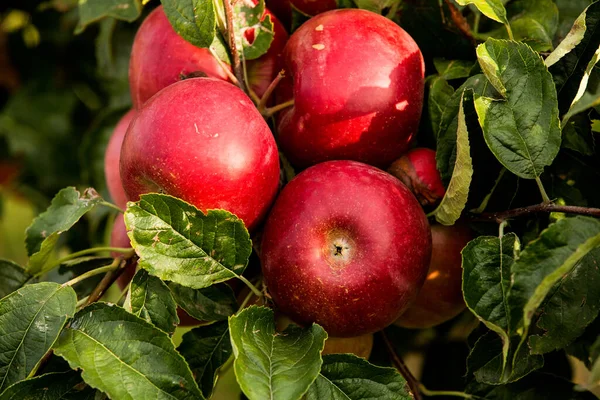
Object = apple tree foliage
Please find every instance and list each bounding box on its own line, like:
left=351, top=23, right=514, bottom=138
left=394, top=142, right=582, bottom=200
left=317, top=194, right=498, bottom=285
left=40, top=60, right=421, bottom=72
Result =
left=0, top=0, right=600, bottom=399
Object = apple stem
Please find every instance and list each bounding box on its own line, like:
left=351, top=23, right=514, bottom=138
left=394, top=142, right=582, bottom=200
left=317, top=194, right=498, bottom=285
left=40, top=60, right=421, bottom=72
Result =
left=238, top=274, right=263, bottom=298
left=381, top=330, right=423, bottom=400
left=263, top=99, right=294, bottom=118
left=223, top=0, right=248, bottom=94
left=241, top=52, right=261, bottom=105
left=257, top=70, right=286, bottom=114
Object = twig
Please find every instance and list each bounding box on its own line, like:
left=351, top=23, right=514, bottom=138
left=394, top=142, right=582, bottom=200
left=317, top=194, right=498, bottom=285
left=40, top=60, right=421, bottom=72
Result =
left=381, top=330, right=422, bottom=400
left=223, top=0, right=247, bottom=93
left=85, top=259, right=129, bottom=306
left=257, top=70, right=285, bottom=114
left=470, top=203, right=600, bottom=223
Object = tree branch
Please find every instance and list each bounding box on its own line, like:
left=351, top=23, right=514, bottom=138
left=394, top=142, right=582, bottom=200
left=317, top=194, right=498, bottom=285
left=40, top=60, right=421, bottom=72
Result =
left=470, top=203, right=600, bottom=223
left=85, top=258, right=131, bottom=306
left=223, top=0, right=247, bottom=93
left=381, top=330, right=422, bottom=400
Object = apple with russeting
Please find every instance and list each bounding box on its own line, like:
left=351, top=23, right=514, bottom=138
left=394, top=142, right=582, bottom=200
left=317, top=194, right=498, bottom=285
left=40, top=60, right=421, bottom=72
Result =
left=275, top=9, right=424, bottom=169
left=395, top=222, right=472, bottom=329
left=388, top=148, right=446, bottom=208
left=129, top=4, right=288, bottom=109
left=261, top=160, right=431, bottom=337
left=120, top=78, right=280, bottom=232
left=104, top=109, right=135, bottom=210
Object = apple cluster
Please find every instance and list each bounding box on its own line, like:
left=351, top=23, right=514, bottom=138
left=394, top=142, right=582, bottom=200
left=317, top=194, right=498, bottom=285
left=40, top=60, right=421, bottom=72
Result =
left=104, top=2, right=472, bottom=343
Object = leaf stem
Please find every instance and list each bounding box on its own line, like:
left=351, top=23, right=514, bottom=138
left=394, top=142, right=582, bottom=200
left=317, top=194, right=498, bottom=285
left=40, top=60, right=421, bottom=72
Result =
left=505, top=23, right=514, bottom=41
left=223, top=0, right=247, bottom=93
left=263, top=100, right=294, bottom=118
left=100, top=201, right=124, bottom=214
left=237, top=275, right=263, bottom=298
left=85, top=259, right=127, bottom=306
left=419, top=384, right=479, bottom=399
left=471, top=168, right=506, bottom=214
left=470, top=203, right=600, bottom=223
left=381, top=330, right=422, bottom=400
left=535, top=177, right=551, bottom=203
left=241, top=52, right=261, bottom=105
left=209, top=46, right=240, bottom=87
left=62, top=261, right=120, bottom=287
left=44, top=246, right=135, bottom=273
left=257, top=70, right=285, bottom=115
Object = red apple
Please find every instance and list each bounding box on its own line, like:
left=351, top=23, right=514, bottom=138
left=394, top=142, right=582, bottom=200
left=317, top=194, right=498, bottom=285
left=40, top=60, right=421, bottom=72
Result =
left=120, top=78, right=280, bottom=231
left=395, top=222, right=472, bottom=329
left=129, top=5, right=288, bottom=109
left=104, top=110, right=135, bottom=210
left=275, top=9, right=424, bottom=169
left=388, top=148, right=446, bottom=208
left=261, top=160, right=431, bottom=336
left=110, top=215, right=137, bottom=290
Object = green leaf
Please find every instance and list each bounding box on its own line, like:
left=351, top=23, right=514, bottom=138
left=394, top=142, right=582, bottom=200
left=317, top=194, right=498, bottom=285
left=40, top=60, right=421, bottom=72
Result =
left=233, top=0, right=274, bottom=60
left=474, top=39, right=561, bottom=179
left=433, top=59, right=476, bottom=80
left=506, top=0, right=559, bottom=52
left=25, top=187, right=103, bottom=275
left=468, top=332, right=543, bottom=384
left=124, top=193, right=252, bottom=289
left=76, top=0, right=142, bottom=34
left=54, top=302, right=202, bottom=399
left=0, top=282, right=76, bottom=393
left=161, top=0, right=216, bottom=48
left=463, top=233, right=518, bottom=337
left=508, top=216, right=600, bottom=336
left=168, top=282, right=237, bottom=322
left=0, top=371, right=94, bottom=400
left=436, top=74, right=497, bottom=183
left=306, top=354, right=413, bottom=399
left=529, top=247, right=600, bottom=354
left=0, top=259, right=31, bottom=299
left=125, top=269, right=179, bottom=335
left=454, top=0, right=509, bottom=25
left=428, top=76, right=455, bottom=137
left=178, top=321, right=232, bottom=398
left=433, top=93, right=472, bottom=225
left=229, top=306, right=327, bottom=400
left=549, top=1, right=600, bottom=115
left=562, top=114, right=595, bottom=155
left=585, top=335, right=600, bottom=390
left=563, top=48, right=600, bottom=124
left=546, top=4, right=589, bottom=67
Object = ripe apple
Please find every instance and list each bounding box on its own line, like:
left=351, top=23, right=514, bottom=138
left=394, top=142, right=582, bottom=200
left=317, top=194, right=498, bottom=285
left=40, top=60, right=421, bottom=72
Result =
left=104, top=110, right=135, bottom=210
left=395, top=222, right=472, bottom=329
left=275, top=9, right=424, bottom=169
left=388, top=148, right=446, bottom=208
left=129, top=5, right=288, bottom=108
left=120, top=78, right=280, bottom=231
left=261, top=160, right=431, bottom=336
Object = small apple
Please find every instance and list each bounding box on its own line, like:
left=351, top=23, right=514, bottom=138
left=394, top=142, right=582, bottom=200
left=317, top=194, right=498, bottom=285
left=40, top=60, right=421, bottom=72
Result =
left=129, top=5, right=288, bottom=108
left=276, top=9, right=424, bottom=169
left=395, top=222, right=472, bottom=329
left=388, top=148, right=446, bottom=208
left=104, top=109, right=135, bottom=210
left=110, top=215, right=137, bottom=290
left=261, top=160, right=431, bottom=336
left=120, top=78, right=280, bottom=231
